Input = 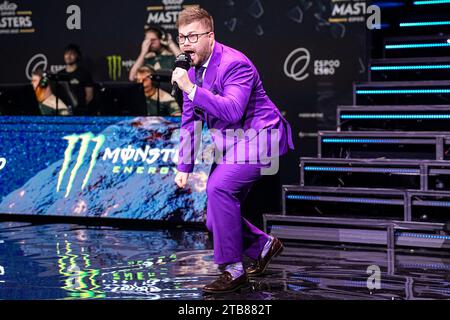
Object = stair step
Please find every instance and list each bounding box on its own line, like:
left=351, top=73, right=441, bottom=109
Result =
left=300, top=157, right=450, bottom=192
left=354, top=80, right=450, bottom=105
left=337, top=104, right=450, bottom=131
left=382, top=34, right=450, bottom=58
left=371, top=7, right=450, bottom=37
left=318, top=130, right=450, bottom=160
left=264, top=214, right=449, bottom=249
left=410, top=191, right=450, bottom=222
left=370, top=57, right=450, bottom=81
left=281, top=185, right=407, bottom=220
left=371, top=0, right=450, bottom=57
left=300, top=157, right=423, bottom=190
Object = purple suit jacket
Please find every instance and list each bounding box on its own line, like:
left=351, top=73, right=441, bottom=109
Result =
left=177, top=41, right=294, bottom=173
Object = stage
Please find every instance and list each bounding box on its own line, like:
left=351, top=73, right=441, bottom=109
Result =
left=0, top=221, right=448, bottom=300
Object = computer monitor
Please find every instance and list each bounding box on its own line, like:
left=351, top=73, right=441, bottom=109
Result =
left=98, top=82, right=148, bottom=116
left=152, top=70, right=182, bottom=109
left=0, top=83, right=41, bottom=115
left=151, top=69, right=172, bottom=92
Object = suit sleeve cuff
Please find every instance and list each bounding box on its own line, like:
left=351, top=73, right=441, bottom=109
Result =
left=176, top=164, right=194, bottom=173
left=187, top=85, right=197, bottom=101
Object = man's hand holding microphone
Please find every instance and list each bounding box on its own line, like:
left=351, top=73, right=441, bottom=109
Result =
left=170, top=52, right=195, bottom=96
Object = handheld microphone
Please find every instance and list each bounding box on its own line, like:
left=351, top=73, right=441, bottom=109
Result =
left=171, top=52, right=192, bottom=97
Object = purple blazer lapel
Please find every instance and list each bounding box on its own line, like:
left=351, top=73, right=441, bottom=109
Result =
left=202, top=42, right=222, bottom=91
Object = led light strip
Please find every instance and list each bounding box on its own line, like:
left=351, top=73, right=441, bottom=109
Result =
left=286, top=195, right=321, bottom=201
left=396, top=232, right=450, bottom=240
left=400, top=21, right=450, bottom=27
left=374, top=2, right=405, bottom=8
left=356, top=89, right=450, bottom=94
left=322, top=138, right=402, bottom=143
left=271, top=225, right=450, bottom=240
left=385, top=42, right=450, bottom=49
left=398, top=263, right=450, bottom=270
left=412, top=200, right=450, bottom=207
left=286, top=194, right=402, bottom=205
left=371, top=64, right=450, bottom=70
left=304, top=166, right=419, bottom=173
left=413, top=0, right=450, bottom=5
left=341, top=114, right=450, bottom=119
left=287, top=284, right=307, bottom=292
left=290, top=274, right=321, bottom=283
left=342, top=280, right=371, bottom=288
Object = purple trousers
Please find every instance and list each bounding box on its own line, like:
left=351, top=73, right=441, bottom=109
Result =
left=206, top=162, right=270, bottom=265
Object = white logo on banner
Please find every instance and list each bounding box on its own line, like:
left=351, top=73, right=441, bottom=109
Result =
left=314, top=59, right=340, bottom=75
left=25, top=54, right=65, bottom=79
left=0, top=1, right=34, bottom=34
left=284, top=48, right=341, bottom=82
left=0, top=157, right=7, bottom=171
left=25, top=53, right=47, bottom=80
left=147, top=0, right=185, bottom=31
left=162, top=0, right=183, bottom=4
left=283, top=48, right=310, bottom=82
left=66, top=5, right=81, bottom=30
left=0, top=1, right=17, bottom=12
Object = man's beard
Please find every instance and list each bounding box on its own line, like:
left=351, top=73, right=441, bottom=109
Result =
left=184, top=50, right=206, bottom=67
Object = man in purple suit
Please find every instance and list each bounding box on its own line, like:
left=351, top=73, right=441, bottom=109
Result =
left=172, top=7, right=294, bottom=293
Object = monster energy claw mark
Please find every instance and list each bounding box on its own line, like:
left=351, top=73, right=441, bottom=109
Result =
left=57, top=133, right=106, bottom=198
left=107, top=55, right=122, bottom=81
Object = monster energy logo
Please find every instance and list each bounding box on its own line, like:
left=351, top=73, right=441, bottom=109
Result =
left=106, top=55, right=122, bottom=81
left=57, top=132, right=105, bottom=198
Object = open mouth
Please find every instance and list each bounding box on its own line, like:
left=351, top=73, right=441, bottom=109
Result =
left=184, top=50, right=196, bottom=61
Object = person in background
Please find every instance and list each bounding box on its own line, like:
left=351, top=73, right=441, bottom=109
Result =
left=135, top=66, right=181, bottom=116
left=129, top=25, right=181, bottom=81
left=31, top=69, right=72, bottom=116
left=57, top=43, right=94, bottom=115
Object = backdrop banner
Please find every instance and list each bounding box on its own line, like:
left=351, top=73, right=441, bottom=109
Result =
left=0, top=0, right=369, bottom=184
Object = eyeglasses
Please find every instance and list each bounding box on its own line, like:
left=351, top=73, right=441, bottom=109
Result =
left=177, top=32, right=211, bottom=44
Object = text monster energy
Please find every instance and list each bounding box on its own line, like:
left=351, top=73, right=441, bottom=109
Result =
left=57, top=132, right=105, bottom=198
left=107, top=55, right=122, bottom=81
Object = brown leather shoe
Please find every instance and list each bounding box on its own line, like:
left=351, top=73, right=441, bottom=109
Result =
left=246, top=236, right=284, bottom=277
left=218, top=264, right=227, bottom=272
left=202, top=271, right=248, bottom=294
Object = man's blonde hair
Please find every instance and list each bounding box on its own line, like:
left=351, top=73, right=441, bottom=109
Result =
left=176, top=6, right=214, bottom=32
left=137, top=65, right=155, bottom=75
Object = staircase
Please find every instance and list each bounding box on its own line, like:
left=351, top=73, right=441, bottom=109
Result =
left=265, top=0, right=450, bottom=249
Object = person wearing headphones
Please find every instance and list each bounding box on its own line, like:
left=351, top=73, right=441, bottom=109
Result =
left=31, top=69, right=72, bottom=116
left=135, top=66, right=181, bottom=116
left=57, top=43, right=94, bottom=115
left=128, top=25, right=182, bottom=81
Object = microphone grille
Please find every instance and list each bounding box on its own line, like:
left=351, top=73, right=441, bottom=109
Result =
left=174, top=52, right=192, bottom=70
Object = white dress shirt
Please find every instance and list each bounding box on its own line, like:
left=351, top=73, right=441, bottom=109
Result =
left=187, top=43, right=214, bottom=101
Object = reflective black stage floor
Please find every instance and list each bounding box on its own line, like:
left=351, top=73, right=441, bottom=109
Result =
left=0, top=221, right=448, bottom=300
